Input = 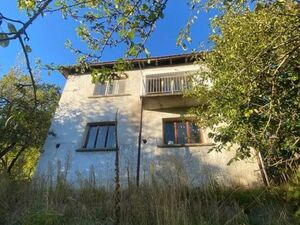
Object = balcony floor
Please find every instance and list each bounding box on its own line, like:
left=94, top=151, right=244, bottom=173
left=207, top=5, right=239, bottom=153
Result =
left=141, top=93, right=199, bottom=110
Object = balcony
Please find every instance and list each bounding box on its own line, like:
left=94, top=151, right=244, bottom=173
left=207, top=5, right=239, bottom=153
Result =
left=144, top=73, right=191, bottom=95
left=141, top=72, right=198, bottom=110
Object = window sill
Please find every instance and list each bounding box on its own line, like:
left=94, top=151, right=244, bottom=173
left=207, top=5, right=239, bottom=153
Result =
left=157, top=143, right=215, bottom=148
left=76, top=148, right=117, bottom=152
left=88, top=94, right=131, bottom=98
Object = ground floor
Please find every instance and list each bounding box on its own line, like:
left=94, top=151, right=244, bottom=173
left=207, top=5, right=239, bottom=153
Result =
left=36, top=103, right=262, bottom=187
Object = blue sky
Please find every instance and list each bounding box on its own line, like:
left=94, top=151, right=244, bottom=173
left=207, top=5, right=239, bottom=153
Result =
left=0, top=1, right=214, bottom=88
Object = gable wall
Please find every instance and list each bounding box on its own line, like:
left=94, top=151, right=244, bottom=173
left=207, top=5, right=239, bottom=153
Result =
left=36, top=69, right=142, bottom=186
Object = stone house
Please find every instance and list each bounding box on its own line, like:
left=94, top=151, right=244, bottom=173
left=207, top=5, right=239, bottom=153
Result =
left=36, top=54, right=263, bottom=187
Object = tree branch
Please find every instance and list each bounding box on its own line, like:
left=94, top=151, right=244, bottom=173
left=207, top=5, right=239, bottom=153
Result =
left=0, top=0, right=53, bottom=42
left=44, top=0, right=94, bottom=13
left=0, top=142, right=17, bottom=159
left=18, top=36, right=38, bottom=110
left=0, top=0, right=53, bottom=110
left=0, top=13, right=25, bottom=25
left=7, top=145, right=27, bottom=174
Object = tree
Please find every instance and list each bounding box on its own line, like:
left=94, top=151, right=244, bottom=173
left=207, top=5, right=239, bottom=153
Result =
left=1, top=0, right=299, bottom=183
left=188, top=0, right=300, bottom=183
left=0, top=0, right=167, bottom=94
left=0, top=69, right=60, bottom=178
left=0, top=0, right=167, bottom=177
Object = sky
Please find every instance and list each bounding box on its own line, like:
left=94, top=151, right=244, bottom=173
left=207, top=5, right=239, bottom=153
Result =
left=0, top=1, right=215, bottom=88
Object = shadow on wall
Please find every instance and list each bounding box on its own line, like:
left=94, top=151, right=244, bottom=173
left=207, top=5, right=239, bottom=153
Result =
left=139, top=108, right=262, bottom=188
left=144, top=146, right=261, bottom=188
left=36, top=95, right=141, bottom=188
left=36, top=95, right=262, bottom=189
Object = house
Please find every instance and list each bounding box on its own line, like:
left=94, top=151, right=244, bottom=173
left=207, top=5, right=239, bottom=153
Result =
left=36, top=53, right=263, bottom=187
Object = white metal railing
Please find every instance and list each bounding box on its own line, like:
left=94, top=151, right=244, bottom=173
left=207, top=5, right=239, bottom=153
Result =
left=144, top=73, right=191, bottom=95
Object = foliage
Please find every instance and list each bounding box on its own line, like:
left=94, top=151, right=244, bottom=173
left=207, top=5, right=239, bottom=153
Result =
left=0, top=69, right=60, bottom=178
left=60, top=0, right=167, bottom=82
left=286, top=170, right=300, bottom=218
left=1, top=0, right=167, bottom=83
left=91, top=58, right=133, bottom=83
left=188, top=0, right=300, bottom=183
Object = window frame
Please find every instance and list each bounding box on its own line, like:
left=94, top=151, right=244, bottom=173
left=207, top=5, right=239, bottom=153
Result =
left=162, top=118, right=205, bottom=145
left=93, top=79, right=127, bottom=96
left=81, top=122, right=117, bottom=151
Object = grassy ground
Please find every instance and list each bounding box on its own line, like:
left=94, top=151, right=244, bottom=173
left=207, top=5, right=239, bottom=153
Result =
left=0, top=175, right=299, bottom=225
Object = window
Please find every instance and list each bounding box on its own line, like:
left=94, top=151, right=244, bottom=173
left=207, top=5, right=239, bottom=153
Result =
left=94, top=79, right=127, bottom=96
left=83, top=122, right=116, bottom=150
left=163, top=119, right=204, bottom=145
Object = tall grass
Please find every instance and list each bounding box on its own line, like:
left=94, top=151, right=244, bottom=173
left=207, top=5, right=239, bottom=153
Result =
left=0, top=173, right=298, bottom=225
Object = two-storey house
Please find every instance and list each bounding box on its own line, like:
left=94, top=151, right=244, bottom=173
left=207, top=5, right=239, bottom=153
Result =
left=36, top=54, right=262, bottom=187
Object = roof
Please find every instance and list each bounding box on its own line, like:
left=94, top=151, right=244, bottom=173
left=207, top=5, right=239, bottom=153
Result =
left=60, top=53, right=203, bottom=78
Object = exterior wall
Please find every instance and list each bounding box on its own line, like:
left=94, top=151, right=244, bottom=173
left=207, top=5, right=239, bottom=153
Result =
left=36, top=64, right=262, bottom=188
left=36, top=70, right=142, bottom=187
left=141, top=109, right=261, bottom=187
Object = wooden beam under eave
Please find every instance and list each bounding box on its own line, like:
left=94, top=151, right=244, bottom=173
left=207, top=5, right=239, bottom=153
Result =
left=59, top=67, right=70, bottom=79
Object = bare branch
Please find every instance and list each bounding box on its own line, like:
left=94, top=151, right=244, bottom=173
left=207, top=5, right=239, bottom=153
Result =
left=0, top=13, right=25, bottom=25
left=0, top=0, right=53, bottom=42
left=18, top=36, right=38, bottom=110
left=44, top=0, right=94, bottom=13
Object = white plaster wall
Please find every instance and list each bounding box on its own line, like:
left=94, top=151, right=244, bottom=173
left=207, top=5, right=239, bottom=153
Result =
left=36, top=70, right=142, bottom=187
left=36, top=64, right=262, bottom=188
left=141, top=109, right=262, bottom=187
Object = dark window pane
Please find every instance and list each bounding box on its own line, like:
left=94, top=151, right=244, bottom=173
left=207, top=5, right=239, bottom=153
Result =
left=86, top=126, right=97, bottom=148
left=106, top=126, right=116, bottom=148
left=177, top=121, right=187, bottom=144
left=189, top=122, right=201, bottom=143
left=94, top=83, right=106, bottom=95
left=164, top=122, right=175, bottom=144
left=95, top=126, right=108, bottom=148
left=106, top=82, right=114, bottom=95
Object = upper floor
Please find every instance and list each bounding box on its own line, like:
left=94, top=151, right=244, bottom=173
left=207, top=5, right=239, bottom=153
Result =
left=60, top=54, right=204, bottom=110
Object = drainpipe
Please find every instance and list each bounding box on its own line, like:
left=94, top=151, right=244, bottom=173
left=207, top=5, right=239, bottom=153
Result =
left=136, top=98, right=143, bottom=186
left=136, top=62, right=144, bottom=187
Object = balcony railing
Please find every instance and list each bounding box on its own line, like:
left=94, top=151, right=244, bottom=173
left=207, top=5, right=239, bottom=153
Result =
left=143, top=73, right=191, bottom=95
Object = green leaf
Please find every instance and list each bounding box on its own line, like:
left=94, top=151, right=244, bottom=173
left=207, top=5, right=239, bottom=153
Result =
left=148, top=12, right=156, bottom=21
left=128, top=46, right=138, bottom=56
left=144, top=48, right=150, bottom=57
left=256, top=3, right=264, bottom=11
left=25, top=45, right=32, bottom=53
left=186, top=36, right=192, bottom=43
left=7, top=23, right=17, bottom=33
left=141, top=4, right=148, bottom=11
left=0, top=33, right=9, bottom=47
left=127, top=30, right=135, bottom=40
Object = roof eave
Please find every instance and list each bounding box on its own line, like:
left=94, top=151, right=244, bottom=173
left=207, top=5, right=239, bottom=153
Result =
left=60, top=52, right=204, bottom=78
